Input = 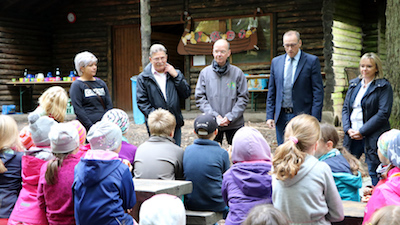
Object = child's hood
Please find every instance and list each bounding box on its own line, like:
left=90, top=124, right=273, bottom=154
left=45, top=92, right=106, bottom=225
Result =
left=281, top=154, right=319, bottom=187
left=229, top=162, right=272, bottom=197
left=76, top=150, right=123, bottom=186
left=332, top=171, right=362, bottom=189
left=231, top=127, right=271, bottom=163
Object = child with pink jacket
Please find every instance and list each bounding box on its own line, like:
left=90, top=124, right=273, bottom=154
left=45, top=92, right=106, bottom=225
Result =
left=363, top=129, right=400, bottom=224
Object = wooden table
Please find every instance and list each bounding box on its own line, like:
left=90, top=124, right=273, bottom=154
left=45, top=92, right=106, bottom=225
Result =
left=131, top=179, right=193, bottom=221
left=246, top=75, right=269, bottom=111
left=4, top=81, right=73, bottom=113
left=333, top=200, right=366, bottom=225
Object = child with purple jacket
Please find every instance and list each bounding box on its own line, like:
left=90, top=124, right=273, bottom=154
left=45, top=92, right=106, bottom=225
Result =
left=222, top=127, right=273, bottom=225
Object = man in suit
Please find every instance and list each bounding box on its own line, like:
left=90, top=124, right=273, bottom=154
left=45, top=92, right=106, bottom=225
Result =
left=266, top=30, right=324, bottom=145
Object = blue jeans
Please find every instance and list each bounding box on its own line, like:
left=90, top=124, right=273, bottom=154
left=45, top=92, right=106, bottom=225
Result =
left=276, top=112, right=295, bottom=145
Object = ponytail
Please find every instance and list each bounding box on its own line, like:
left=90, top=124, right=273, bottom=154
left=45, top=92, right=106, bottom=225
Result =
left=273, top=140, right=307, bottom=180
left=45, top=153, right=69, bottom=185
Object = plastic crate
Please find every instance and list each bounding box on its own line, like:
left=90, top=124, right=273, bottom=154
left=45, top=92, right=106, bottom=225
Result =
left=2, top=105, right=16, bottom=114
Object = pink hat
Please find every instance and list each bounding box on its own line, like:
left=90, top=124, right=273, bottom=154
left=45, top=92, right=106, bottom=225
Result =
left=68, top=120, right=87, bottom=145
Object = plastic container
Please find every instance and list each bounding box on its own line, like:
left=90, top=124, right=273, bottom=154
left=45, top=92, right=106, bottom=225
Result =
left=131, top=76, right=145, bottom=124
left=66, top=99, right=74, bottom=115
left=2, top=105, right=16, bottom=115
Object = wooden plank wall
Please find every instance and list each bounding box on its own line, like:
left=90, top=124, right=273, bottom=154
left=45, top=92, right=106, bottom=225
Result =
left=362, top=1, right=387, bottom=67
left=187, top=0, right=324, bottom=110
left=0, top=0, right=327, bottom=113
left=0, top=16, right=52, bottom=111
left=325, top=0, right=362, bottom=125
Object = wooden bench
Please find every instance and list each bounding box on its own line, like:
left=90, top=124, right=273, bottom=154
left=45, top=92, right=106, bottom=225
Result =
left=186, top=210, right=223, bottom=225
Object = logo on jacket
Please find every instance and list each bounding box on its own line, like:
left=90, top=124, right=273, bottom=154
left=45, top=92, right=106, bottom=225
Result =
left=227, top=82, right=236, bottom=89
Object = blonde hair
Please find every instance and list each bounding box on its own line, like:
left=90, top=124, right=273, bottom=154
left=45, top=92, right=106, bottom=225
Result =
left=272, top=114, right=320, bottom=180
left=0, top=115, right=23, bottom=152
left=360, top=52, right=384, bottom=79
left=368, top=205, right=400, bottom=225
left=74, top=51, right=98, bottom=76
left=45, top=153, right=70, bottom=185
left=319, top=123, right=367, bottom=176
left=148, top=108, right=176, bottom=137
left=38, top=86, right=68, bottom=122
left=243, top=204, right=290, bottom=225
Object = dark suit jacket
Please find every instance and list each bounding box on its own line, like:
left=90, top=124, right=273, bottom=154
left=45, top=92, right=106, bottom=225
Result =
left=266, top=51, right=324, bottom=122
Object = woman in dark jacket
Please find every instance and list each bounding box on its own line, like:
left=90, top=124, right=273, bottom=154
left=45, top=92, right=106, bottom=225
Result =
left=342, top=52, right=393, bottom=186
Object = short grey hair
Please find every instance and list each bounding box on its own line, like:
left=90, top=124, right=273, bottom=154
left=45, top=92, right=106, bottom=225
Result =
left=149, top=44, right=167, bottom=58
left=283, top=30, right=301, bottom=42
left=74, top=51, right=98, bottom=76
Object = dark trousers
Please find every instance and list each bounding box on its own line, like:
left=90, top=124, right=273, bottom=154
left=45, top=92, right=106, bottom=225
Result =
left=214, top=127, right=242, bottom=145
left=275, top=111, right=295, bottom=145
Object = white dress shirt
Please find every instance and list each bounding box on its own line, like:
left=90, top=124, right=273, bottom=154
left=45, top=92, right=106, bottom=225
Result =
left=151, top=65, right=167, bottom=101
left=350, top=79, right=372, bottom=131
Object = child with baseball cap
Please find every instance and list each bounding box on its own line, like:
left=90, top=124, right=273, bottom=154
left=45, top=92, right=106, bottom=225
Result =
left=37, top=123, right=81, bottom=224
left=73, top=120, right=136, bottom=225
left=183, top=114, right=230, bottom=214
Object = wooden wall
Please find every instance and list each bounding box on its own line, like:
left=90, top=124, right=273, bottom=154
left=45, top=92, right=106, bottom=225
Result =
left=187, top=0, right=325, bottom=110
left=0, top=16, right=52, bottom=111
left=0, top=0, right=386, bottom=115
left=323, top=0, right=363, bottom=125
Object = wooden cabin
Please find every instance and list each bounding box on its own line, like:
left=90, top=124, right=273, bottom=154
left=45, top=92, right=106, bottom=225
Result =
left=0, top=0, right=386, bottom=124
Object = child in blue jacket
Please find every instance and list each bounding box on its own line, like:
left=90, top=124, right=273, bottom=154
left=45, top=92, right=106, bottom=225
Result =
left=73, top=120, right=136, bottom=225
left=316, top=123, right=365, bottom=201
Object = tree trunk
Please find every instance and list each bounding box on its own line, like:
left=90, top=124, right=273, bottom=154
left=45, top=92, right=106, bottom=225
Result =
left=140, top=0, right=151, bottom=70
left=386, top=0, right=400, bottom=127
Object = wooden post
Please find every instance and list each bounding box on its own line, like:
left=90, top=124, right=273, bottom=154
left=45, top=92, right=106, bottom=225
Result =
left=140, top=0, right=151, bottom=69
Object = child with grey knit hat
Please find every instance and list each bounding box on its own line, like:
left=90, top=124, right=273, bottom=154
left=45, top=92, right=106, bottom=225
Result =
left=73, top=120, right=137, bottom=225
left=8, top=113, right=57, bottom=224
left=37, top=123, right=81, bottom=224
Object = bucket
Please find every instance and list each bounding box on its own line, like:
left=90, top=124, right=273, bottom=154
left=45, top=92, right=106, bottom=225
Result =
left=131, top=76, right=145, bottom=124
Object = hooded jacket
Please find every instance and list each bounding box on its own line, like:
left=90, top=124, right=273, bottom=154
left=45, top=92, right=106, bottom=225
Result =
left=363, top=167, right=400, bottom=224
left=222, top=127, right=272, bottom=225
left=195, top=62, right=249, bottom=131
left=0, top=150, right=22, bottom=218
left=136, top=63, right=191, bottom=128
left=73, top=150, right=136, bottom=225
left=319, top=149, right=362, bottom=202
left=9, top=153, right=49, bottom=224
left=272, top=155, right=344, bottom=225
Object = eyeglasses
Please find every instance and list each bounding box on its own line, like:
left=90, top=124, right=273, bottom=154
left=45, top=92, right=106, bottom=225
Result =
left=283, top=43, right=298, bottom=48
left=213, top=50, right=227, bottom=54
left=151, top=56, right=167, bottom=62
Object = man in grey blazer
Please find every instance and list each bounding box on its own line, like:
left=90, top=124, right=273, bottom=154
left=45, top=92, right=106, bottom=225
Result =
left=266, top=30, right=324, bottom=145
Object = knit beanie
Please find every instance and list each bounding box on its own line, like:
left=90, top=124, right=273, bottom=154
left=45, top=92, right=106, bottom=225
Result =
left=139, top=194, right=186, bottom=225
left=231, top=127, right=271, bottom=164
left=387, top=130, right=400, bottom=168
left=87, top=120, right=122, bottom=151
left=28, top=113, right=57, bottom=147
left=377, top=129, right=400, bottom=158
left=102, top=108, right=130, bottom=134
left=49, top=123, right=80, bottom=154
left=68, top=120, right=87, bottom=145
